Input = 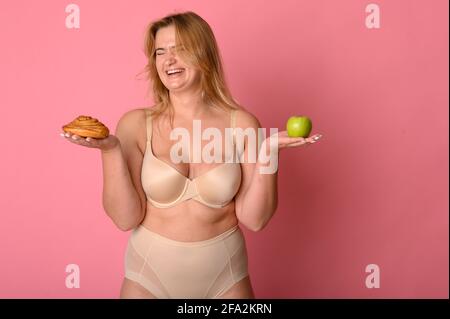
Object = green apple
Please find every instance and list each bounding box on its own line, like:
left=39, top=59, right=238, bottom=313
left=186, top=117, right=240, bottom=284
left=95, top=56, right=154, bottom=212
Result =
left=286, top=116, right=312, bottom=137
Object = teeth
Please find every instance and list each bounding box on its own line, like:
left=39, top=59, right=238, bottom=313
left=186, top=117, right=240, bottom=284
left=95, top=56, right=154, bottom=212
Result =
left=167, top=69, right=184, bottom=75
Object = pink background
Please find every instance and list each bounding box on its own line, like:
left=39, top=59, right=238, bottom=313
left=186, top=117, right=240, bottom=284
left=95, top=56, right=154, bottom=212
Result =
left=0, top=0, right=448, bottom=298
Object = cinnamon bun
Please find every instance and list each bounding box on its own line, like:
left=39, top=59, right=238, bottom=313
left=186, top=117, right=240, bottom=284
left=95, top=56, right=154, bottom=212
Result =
left=62, top=115, right=109, bottom=139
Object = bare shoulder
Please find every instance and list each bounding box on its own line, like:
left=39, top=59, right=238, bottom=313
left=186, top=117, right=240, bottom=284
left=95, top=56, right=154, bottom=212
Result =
left=115, top=107, right=150, bottom=152
left=234, top=106, right=262, bottom=130
left=115, top=108, right=147, bottom=131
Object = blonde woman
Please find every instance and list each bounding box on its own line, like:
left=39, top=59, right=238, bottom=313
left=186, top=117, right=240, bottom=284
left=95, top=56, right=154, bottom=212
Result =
left=60, top=11, right=322, bottom=299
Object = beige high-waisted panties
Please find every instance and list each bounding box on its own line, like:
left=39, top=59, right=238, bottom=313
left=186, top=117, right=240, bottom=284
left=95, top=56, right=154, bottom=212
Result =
left=124, top=224, right=249, bottom=298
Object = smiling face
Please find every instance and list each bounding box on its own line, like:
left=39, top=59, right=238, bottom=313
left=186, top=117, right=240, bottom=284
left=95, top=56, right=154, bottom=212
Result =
left=154, top=25, right=202, bottom=94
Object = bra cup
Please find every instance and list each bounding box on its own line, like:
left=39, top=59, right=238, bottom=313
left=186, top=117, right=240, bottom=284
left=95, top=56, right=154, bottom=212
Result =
left=142, top=157, right=188, bottom=204
left=140, top=107, right=243, bottom=208
left=195, top=163, right=242, bottom=206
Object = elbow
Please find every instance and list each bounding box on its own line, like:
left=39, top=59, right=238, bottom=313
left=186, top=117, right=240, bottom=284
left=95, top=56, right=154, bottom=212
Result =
left=108, top=210, right=144, bottom=232
left=236, top=197, right=277, bottom=232
left=245, top=219, right=267, bottom=232
left=250, top=221, right=268, bottom=233
left=113, top=219, right=136, bottom=232
left=245, top=208, right=277, bottom=232
left=116, top=222, right=135, bottom=232
left=248, top=223, right=264, bottom=232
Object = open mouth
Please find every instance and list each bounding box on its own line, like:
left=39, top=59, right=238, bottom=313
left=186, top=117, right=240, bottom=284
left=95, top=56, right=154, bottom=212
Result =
left=166, top=68, right=185, bottom=77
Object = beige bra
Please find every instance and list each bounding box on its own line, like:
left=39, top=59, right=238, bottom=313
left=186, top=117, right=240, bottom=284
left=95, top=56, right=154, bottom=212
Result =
left=141, top=108, right=242, bottom=209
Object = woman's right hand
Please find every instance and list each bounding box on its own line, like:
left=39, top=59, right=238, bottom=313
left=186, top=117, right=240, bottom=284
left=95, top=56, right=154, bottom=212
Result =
left=60, top=131, right=120, bottom=152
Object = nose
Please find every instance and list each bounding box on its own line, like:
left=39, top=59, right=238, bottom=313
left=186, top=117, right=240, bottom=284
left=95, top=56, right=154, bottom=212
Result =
left=164, top=52, right=177, bottom=67
left=167, top=47, right=178, bottom=60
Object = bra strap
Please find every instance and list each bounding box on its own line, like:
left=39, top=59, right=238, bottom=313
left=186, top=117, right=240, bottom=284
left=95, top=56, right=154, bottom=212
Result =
left=230, top=109, right=237, bottom=145
left=144, top=108, right=153, bottom=143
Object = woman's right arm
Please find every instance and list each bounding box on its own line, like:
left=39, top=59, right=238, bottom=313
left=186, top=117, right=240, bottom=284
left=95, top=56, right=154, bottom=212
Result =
left=101, top=110, right=147, bottom=231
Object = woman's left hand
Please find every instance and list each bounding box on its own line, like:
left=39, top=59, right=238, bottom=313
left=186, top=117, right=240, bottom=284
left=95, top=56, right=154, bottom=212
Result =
left=267, top=131, right=323, bottom=150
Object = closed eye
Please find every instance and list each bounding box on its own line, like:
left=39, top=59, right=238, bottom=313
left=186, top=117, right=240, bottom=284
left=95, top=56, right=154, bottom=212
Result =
left=154, top=45, right=185, bottom=56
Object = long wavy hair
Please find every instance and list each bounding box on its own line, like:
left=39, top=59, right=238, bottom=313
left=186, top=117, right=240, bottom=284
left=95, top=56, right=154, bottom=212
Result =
left=136, top=11, right=240, bottom=128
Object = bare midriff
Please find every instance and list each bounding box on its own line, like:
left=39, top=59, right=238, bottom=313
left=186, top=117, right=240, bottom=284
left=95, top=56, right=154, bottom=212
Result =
left=140, top=200, right=239, bottom=242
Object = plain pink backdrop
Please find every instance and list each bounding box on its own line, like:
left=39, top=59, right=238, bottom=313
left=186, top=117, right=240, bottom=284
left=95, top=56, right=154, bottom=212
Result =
left=0, top=0, right=448, bottom=298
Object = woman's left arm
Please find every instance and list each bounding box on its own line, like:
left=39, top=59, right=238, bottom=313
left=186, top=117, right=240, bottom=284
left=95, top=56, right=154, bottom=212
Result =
left=234, top=112, right=322, bottom=232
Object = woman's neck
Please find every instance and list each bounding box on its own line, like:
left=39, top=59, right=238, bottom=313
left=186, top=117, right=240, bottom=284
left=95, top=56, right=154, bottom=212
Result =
left=169, top=90, right=209, bottom=118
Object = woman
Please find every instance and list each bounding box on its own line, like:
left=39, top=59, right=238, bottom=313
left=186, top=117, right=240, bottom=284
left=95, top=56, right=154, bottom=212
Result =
left=60, top=11, right=322, bottom=299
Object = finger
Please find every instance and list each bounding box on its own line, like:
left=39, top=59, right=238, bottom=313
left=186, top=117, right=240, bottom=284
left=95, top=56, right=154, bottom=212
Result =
left=84, top=136, right=103, bottom=146
left=289, top=139, right=312, bottom=147
left=60, top=132, right=95, bottom=148
left=69, top=135, right=89, bottom=145
left=290, top=135, right=319, bottom=143
left=84, top=137, right=99, bottom=146
left=71, top=134, right=81, bottom=141
left=301, top=135, right=321, bottom=144
left=61, top=132, right=77, bottom=142
left=287, top=137, right=306, bottom=144
left=283, top=141, right=305, bottom=148
left=278, top=140, right=305, bottom=148
left=278, top=134, right=323, bottom=148
left=71, top=135, right=90, bottom=142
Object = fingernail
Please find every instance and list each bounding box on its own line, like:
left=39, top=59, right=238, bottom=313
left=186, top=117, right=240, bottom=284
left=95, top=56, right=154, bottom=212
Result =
left=72, top=135, right=77, bottom=140
left=59, top=133, right=65, bottom=137
left=86, top=137, right=91, bottom=142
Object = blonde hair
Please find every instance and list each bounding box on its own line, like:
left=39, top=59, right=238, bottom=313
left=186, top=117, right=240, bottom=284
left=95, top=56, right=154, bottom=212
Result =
left=137, top=11, right=240, bottom=128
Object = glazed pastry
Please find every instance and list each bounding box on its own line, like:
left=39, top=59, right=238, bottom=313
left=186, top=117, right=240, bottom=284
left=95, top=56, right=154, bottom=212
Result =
left=62, top=115, right=109, bottom=139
